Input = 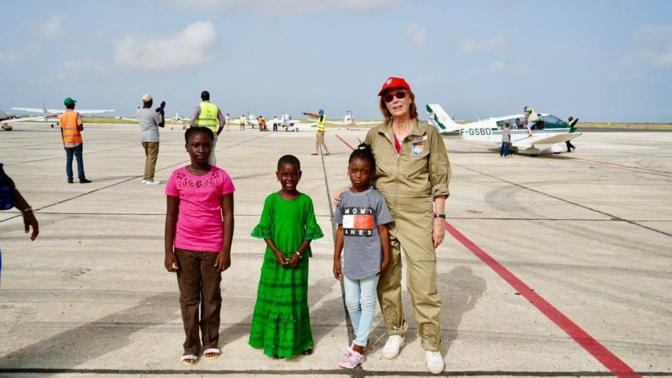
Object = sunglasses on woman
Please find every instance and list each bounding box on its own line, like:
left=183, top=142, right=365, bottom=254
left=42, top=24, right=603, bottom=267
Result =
left=383, top=91, right=407, bottom=103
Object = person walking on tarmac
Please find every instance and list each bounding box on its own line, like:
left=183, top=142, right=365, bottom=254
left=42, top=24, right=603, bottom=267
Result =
left=272, top=115, right=279, bottom=132
left=59, top=97, right=92, bottom=184
left=303, top=109, right=330, bottom=156
left=190, top=90, right=226, bottom=166
left=239, top=114, right=246, bottom=131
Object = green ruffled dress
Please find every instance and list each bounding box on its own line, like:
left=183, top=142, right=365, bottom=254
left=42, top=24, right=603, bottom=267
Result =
left=249, top=192, right=324, bottom=358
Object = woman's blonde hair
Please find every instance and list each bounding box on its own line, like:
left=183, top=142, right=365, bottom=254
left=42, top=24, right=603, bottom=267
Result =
left=378, top=89, right=419, bottom=123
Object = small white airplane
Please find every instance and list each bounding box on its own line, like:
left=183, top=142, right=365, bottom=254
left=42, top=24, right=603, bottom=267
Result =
left=0, top=110, right=44, bottom=131
left=328, top=111, right=379, bottom=129
left=12, top=104, right=115, bottom=128
left=426, top=104, right=581, bottom=156
left=230, top=113, right=309, bottom=131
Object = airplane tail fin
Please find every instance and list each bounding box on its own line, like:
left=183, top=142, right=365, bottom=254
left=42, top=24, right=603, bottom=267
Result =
left=426, top=104, right=461, bottom=133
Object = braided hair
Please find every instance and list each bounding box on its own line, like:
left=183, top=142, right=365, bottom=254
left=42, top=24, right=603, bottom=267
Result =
left=349, top=142, right=376, bottom=170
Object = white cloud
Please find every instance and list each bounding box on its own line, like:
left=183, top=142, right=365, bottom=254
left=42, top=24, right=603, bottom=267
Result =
left=166, top=0, right=402, bottom=13
left=41, top=15, right=68, bottom=42
left=113, top=22, right=217, bottom=70
left=622, top=24, right=672, bottom=69
left=0, top=44, right=39, bottom=65
left=57, top=57, right=109, bottom=80
left=406, top=24, right=427, bottom=47
left=490, top=61, right=527, bottom=74
left=460, top=36, right=508, bottom=54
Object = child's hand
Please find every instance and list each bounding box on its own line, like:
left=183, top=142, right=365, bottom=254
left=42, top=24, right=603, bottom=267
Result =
left=288, top=252, right=301, bottom=268
left=214, top=251, right=231, bottom=273
left=333, top=260, right=342, bottom=281
left=164, top=254, right=179, bottom=273
left=379, top=258, right=390, bottom=276
left=275, top=252, right=289, bottom=266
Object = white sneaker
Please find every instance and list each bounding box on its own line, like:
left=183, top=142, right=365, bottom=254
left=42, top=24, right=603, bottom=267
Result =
left=381, top=335, right=405, bottom=360
left=145, top=180, right=161, bottom=185
left=425, top=351, right=445, bottom=374
left=142, top=179, right=147, bottom=184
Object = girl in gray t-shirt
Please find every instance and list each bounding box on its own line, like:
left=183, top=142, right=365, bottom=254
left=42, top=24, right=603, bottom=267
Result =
left=333, top=143, right=392, bottom=369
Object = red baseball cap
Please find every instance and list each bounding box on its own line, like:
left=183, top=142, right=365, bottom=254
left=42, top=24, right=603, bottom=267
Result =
left=378, top=76, right=412, bottom=96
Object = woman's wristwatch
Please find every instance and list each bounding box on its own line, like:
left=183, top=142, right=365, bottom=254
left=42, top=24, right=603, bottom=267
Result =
left=433, top=213, right=446, bottom=219
left=295, top=251, right=302, bottom=259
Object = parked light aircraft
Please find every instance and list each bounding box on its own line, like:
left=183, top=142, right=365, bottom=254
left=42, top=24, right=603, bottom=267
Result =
left=328, top=111, right=379, bottom=129
left=230, top=113, right=311, bottom=131
left=426, top=104, right=581, bottom=156
left=12, top=104, right=115, bottom=128
left=0, top=110, right=44, bottom=131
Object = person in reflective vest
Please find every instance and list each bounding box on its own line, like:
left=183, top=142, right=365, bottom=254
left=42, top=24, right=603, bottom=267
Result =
left=303, top=109, right=330, bottom=156
left=190, top=91, right=226, bottom=166
left=59, top=97, right=91, bottom=183
left=240, top=114, right=246, bottom=131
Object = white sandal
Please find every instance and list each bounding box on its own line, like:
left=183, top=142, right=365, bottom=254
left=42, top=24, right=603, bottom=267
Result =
left=181, top=354, right=198, bottom=365
left=203, top=348, right=221, bottom=360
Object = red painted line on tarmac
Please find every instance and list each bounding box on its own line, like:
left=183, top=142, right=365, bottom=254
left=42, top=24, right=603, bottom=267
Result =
left=444, top=221, right=641, bottom=378
left=335, top=134, right=355, bottom=150
left=335, top=133, right=640, bottom=376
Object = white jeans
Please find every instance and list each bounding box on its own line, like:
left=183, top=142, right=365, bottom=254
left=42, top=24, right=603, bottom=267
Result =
left=343, top=274, right=379, bottom=347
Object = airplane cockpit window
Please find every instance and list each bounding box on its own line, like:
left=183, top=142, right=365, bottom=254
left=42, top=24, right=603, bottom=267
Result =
left=540, top=115, right=562, bottom=124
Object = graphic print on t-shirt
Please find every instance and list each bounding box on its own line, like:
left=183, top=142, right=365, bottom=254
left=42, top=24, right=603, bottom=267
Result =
left=343, top=207, right=374, bottom=237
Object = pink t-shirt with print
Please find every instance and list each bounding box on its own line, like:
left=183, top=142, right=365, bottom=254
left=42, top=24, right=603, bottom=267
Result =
left=165, top=166, right=235, bottom=253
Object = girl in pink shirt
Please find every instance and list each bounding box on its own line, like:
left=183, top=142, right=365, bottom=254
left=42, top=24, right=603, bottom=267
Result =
left=164, top=127, right=235, bottom=366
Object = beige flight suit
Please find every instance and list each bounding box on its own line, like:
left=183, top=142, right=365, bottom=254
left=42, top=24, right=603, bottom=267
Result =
left=364, top=119, right=451, bottom=351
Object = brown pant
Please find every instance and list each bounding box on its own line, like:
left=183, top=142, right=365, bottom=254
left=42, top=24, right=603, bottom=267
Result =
left=175, top=248, right=222, bottom=355
left=377, top=196, right=441, bottom=351
left=141, top=142, right=159, bottom=180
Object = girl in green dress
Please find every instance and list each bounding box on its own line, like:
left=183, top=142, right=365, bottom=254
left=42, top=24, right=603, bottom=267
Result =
left=249, top=155, right=324, bottom=359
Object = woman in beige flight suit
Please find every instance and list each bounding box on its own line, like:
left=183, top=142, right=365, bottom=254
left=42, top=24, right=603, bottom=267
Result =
left=364, top=77, right=451, bottom=375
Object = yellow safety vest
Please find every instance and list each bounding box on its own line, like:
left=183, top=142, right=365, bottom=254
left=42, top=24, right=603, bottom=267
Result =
left=195, top=102, right=219, bottom=132
left=317, top=114, right=326, bottom=132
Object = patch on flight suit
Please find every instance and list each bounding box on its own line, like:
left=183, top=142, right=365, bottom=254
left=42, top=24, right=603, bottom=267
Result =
left=411, top=142, right=424, bottom=156
left=342, top=207, right=374, bottom=237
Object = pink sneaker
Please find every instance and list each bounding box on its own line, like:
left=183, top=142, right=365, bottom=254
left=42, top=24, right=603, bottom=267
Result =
left=338, top=348, right=364, bottom=369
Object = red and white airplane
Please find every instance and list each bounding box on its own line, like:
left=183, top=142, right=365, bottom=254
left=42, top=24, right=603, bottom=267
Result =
left=11, top=104, right=114, bottom=128
left=0, top=109, right=45, bottom=131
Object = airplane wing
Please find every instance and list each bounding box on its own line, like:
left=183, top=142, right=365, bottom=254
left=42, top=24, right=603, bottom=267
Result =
left=12, top=107, right=53, bottom=113
left=78, top=109, right=114, bottom=114
left=513, top=132, right=582, bottom=147
left=12, top=107, right=114, bottom=115
left=327, top=120, right=379, bottom=126
left=1, top=116, right=47, bottom=124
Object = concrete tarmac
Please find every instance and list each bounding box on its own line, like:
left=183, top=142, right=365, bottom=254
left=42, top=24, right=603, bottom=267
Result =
left=0, top=123, right=670, bottom=377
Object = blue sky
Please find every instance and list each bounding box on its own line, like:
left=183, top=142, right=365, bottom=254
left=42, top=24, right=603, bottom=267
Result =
left=1, top=0, right=671, bottom=123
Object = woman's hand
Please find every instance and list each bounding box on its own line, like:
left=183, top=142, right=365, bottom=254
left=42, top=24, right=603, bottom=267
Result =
left=432, top=217, right=446, bottom=249
left=332, top=186, right=350, bottom=207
